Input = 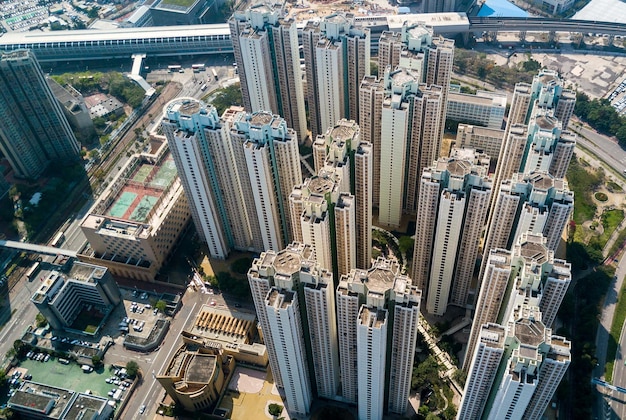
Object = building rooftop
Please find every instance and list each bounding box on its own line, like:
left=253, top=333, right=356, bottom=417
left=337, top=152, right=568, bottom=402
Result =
left=250, top=111, right=274, bottom=127
left=526, top=171, right=555, bottom=190
left=188, top=305, right=256, bottom=345
left=359, top=306, right=387, bottom=329
left=9, top=381, right=75, bottom=419
left=516, top=234, right=549, bottom=264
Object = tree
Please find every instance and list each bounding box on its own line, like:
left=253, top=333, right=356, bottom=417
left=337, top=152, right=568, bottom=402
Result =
left=92, top=355, right=103, bottom=368
left=126, top=361, right=140, bottom=378
left=35, top=313, right=47, bottom=328
left=268, top=403, right=283, bottom=417
left=155, top=300, right=167, bottom=312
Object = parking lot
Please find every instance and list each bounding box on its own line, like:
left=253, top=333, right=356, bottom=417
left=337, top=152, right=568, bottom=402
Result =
left=7, top=358, right=131, bottom=405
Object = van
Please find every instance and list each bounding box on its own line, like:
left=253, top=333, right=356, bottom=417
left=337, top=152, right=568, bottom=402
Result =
left=58, top=358, right=70, bottom=365
left=81, top=365, right=93, bottom=373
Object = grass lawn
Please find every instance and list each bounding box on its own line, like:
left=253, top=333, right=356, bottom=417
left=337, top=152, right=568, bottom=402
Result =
left=597, top=209, right=625, bottom=248
left=567, top=155, right=603, bottom=224
left=160, top=0, right=196, bottom=7
left=606, top=275, right=626, bottom=382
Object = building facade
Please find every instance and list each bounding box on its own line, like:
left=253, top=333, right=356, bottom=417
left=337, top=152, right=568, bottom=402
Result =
left=0, top=49, right=79, bottom=179
left=411, top=149, right=492, bottom=316
left=229, top=4, right=307, bottom=140
left=303, top=13, right=370, bottom=139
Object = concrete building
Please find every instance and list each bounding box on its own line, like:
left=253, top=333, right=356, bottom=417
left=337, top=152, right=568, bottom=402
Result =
left=337, top=257, right=421, bottom=418
left=303, top=13, right=370, bottom=139
left=163, top=101, right=301, bottom=258
left=362, top=23, right=453, bottom=214
left=466, top=233, right=571, bottom=370
left=507, top=69, right=576, bottom=130
left=46, top=77, right=96, bottom=143
left=411, top=148, right=492, bottom=316
left=447, top=87, right=507, bottom=129
left=247, top=243, right=337, bottom=416
left=150, top=0, right=214, bottom=26
left=378, top=70, right=443, bottom=227
left=482, top=171, right=574, bottom=270
left=229, top=4, right=307, bottom=140
left=460, top=305, right=570, bottom=420
left=456, top=124, right=505, bottom=163
left=30, top=261, right=121, bottom=333
left=0, top=50, right=79, bottom=179
left=458, top=323, right=507, bottom=420
left=79, top=141, right=190, bottom=281
left=305, top=120, right=373, bottom=271
left=157, top=343, right=229, bottom=412
left=162, top=100, right=257, bottom=259
left=8, top=382, right=114, bottom=420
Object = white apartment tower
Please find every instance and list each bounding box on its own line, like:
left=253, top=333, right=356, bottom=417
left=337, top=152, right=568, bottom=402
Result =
left=230, top=110, right=303, bottom=251
left=460, top=305, right=571, bottom=420
left=303, top=13, right=370, bottom=138
left=507, top=69, right=576, bottom=130
left=378, top=68, right=443, bottom=227
left=467, top=233, right=571, bottom=370
left=248, top=243, right=339, bottom=415
left=463, top=249, right=512, bottom=372
left=163, top=101, right=256, bottom=259
left=309, top=120, right=373, bottom=270
left=482, top=171, right=574, bottom=269
left=164, top=102, right=302, bottom=258
left=229, top=4, right=307, bottom=140
left=265, top=288, right=313, bottom=416
left=411, top=149, right=492, bottom=315
left=337, top=257, right=421, bottom=418
left=357, top=306, right=388, bottom=420
left=458, top=323, right=506, bottom=420
left=359, top=75, right=384, bottom=206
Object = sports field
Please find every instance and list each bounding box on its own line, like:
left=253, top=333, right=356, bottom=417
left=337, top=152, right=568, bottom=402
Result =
left=105, top=155, right=177, bottom=222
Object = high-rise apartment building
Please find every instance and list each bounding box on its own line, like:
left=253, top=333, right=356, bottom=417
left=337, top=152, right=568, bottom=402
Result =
left=249, top=246, right=421, bottom=419
left=466, top=233, right=571, bottom=371
left=411, top=148, right=492, bottom=316
left=360, top=23, right=452, bottom=217
left=0, top=49, right=79, bottom=179
left=507, top=69, right=576, bottom=130
left=458, top=323, right=506, bottom=420
left=229, top=4, right=307, bottom=140
left=303, top=13, right=370, bottom=138
left=247, top=243, right=338, bottom=416
left=482, top=171, right=573, bottom=271
left=460, top=305, right=571, bottom=420
left=378, top=70, right=443, bottom=227
left=308, top=120, right=374, bottom=274
left=337, top=257, right=421, bottom=418
left=164, top=101, right=302, bottom=258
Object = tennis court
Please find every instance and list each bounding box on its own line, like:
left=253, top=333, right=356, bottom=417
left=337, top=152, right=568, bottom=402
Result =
left=129, top=195, right=158, bottom=222
left=132, top=164, right=153, bottom=183
left=108, top=191, right=137, bottom=218
left=150, top=158, right=177, bottom=188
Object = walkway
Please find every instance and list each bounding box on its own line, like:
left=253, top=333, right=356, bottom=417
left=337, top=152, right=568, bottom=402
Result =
left=0, top=240, right=76, bottom=258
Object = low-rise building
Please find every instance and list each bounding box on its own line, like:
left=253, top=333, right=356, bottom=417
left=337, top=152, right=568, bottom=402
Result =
left=30, top=260, right=121, bottom=334
left=8, top=381, right=114, bottom=420
left=447, top=86, right=507, bottom=129
left=79, top=141, right=191, bottom=281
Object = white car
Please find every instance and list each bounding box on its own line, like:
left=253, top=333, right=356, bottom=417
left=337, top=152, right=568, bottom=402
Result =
left=139, top=404, right=146, bottom=414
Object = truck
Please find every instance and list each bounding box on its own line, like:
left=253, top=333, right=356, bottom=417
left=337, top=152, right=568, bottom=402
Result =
left=212, top=68, right=218, bottom=81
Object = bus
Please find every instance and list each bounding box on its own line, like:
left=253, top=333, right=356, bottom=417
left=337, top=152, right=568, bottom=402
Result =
left=51, top=231, right=65, bottom=247
left=192, top=64, right=205, bottom=72
left=25, top=262, right=40, bottom=281
left=167, top=65, right=182, bottom=72
left=212, top=68, right=218, bottom=81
